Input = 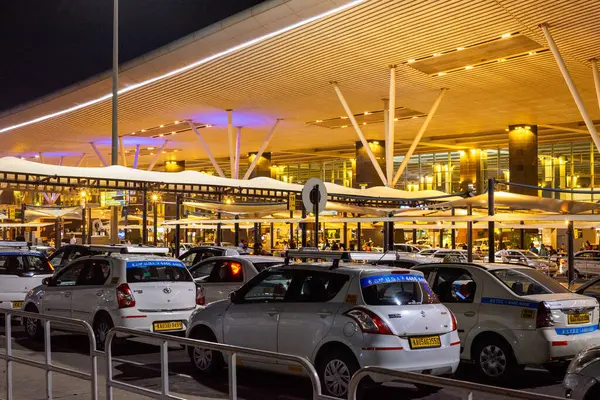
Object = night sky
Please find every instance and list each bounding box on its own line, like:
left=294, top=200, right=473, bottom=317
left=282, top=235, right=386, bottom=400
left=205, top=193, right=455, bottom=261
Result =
left=0, top=0, right=267, bottom=112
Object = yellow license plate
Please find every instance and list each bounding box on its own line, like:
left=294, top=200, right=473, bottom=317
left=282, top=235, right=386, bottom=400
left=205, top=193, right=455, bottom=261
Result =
left=568, top=313, right=590, bottom=325
left=11, top=301, right=23, bottom=309
left=153, top=321, right=183, bottom=331
left=409, top=335, right=441, bottom=349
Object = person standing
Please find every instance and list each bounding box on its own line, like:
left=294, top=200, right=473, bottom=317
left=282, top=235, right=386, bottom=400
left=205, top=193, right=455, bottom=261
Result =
left=529, top=242, right=539, bottom=254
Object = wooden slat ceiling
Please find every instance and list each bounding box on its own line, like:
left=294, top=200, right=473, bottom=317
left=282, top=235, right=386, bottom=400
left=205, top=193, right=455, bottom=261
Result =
left=1, top=0, right=599, bottom=168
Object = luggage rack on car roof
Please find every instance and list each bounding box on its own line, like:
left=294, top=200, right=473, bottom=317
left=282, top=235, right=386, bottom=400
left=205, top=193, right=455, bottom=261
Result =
left=88, top=244, right=170, bottom=254
left=0, top=241, right=30, bottom=250
left=283, top=250, right=399, bottom=269
left=284, top=250, right=345, bottom=269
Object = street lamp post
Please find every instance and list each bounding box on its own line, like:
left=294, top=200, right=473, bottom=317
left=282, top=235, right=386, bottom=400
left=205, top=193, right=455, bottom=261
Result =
left=151, top=193, right=159, bottom=246
left=80, top=190, right=87, bottom=244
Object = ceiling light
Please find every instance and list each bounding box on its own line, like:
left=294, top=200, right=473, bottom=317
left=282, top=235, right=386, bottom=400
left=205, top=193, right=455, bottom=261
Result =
left=131, top=132, right=136, bottom=135
left=150, top=152, right=154, bottom=155
left=363, top=122, right=367, bottom=125
left=147, top=147, right=154, bottom=150
left=206, top=124, right=212, bottom=128
left=341, top=116, right=348, bottom=119
left=315, top=119, right=322, bottom=123
left=364, top=111, right=370, bottom=115
left=465, top=65, right=474, bottom=70
left=407, top=59, right=416, bottom=63
left=394, top=118, right=399, bottom=121
left=456, top=47, right=465, bottom=51
left=438, top=72, right=446, bottom=76
left=159, top=125, right=164, bottom=128
left=0, top=0, right=366, bottom=134
left=412, top=116, right=418, bottom=119
left=498, top=58, right=506, bottom=62
left=433, top=53, right=441, bottom=57
left=501, top=33, right=511, bottom=38
left=141, top=129, right=146, bottom=132
left=174, top=121, right=180, bottom=124
left=341, top=125, right=348, bottom=128
left=528, top=51, right=536, bottom=55
left=34, top=155, right=40, bottom=158
left=158, top=134, right=164, bottom=137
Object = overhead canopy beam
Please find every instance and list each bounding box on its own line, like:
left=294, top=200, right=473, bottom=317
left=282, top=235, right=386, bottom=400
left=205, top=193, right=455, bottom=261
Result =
left=234, top=126, right=242, bottom=179
left=133, top=144, right=141, bottom=169
left=187, top=120, right=225, bottom=178
left=539, top=124, right=589, bottom=134
left=331, top=81, right=388, bottom=186
left=147, top=141, right=167, bottom=171
left=90, top=143, right=108, bottom=167
left=243, top=119, right=282, bottom=180
left=540, top=23, right=600, bottom=155
left=75, top=153, right=86, bottom=167
left=227, top=109, right=235, bottom=177
left=591, top=58, right=600, bottom=113
left=386, top=65, right=397, bottom=185
left=392, top=88, right=448, bottom=186
left=119, top=136, right=127, bottom=167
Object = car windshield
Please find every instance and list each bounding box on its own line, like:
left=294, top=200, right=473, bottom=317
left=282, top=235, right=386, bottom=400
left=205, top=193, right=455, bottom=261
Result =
left=523, top=251, right=541, bottom=259
left=491, top=268, right=569, bottom=295
left=360, top=273, right=439, bottom=306
left=126, top=260, right=192, bottom=282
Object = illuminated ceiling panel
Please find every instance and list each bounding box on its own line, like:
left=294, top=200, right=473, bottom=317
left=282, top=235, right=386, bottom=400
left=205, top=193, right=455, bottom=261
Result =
left=307, top=107, right=425, bottom=129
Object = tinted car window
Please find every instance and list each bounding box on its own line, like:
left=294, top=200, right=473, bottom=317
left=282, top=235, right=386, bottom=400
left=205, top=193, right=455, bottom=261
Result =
left=243, top=271, right=294, bottom=302
left=126, top=260, right=192, bottom=282
left=491, top=268, right=569, bottom=295
left=291, top=272, right=349, bottom=302
left=80, top=260, right=111, bottom=286
left=54, top=262, right=86, bottom=286
left=0, top=254, right=52, bottom=275
left=252, top=262, right=283, bottom=272
left=582, top=281, right=600, bottom=299
left=361, top=273, right=439, bottom=306
left=433, top=268, right=476, bottom=303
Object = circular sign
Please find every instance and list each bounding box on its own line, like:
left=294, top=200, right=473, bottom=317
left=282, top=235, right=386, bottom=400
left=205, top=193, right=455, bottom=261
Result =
left=302, top=178, right=327, bottom=215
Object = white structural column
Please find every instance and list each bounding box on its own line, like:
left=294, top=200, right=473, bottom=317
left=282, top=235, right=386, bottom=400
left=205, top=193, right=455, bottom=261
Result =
left=187, top=120, right=225, bottom=177
left=133, top=144, right=141, bottom=169
left=234, top=126, right=242, bottom=179
left=227, top=109, right=236, bottom=177
left=147, top=141, right=168, bottom=171
left=392, top=88, right=448, bottom=186
left=591, top=59, right=600, bottom=113
left=387, top=65, right=397, bottom=185
left=119, top=136, right=127, bottom=167
left=243, top=119, right=282, bottom=180
left=540, top=23, right=600, bottom=154
left=58, top=156, right=64, bottom=166
left=90, top=143, right=108, bottom=166
left=75, top=153, right=86, bottom=167
left=331, top=82, right=388, bottom=186
left=383, top=98, right=390, bottom=181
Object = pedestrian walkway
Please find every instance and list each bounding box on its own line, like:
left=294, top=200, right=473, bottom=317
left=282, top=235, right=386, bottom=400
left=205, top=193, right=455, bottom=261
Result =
left=0, top=349, right=221, bottom=400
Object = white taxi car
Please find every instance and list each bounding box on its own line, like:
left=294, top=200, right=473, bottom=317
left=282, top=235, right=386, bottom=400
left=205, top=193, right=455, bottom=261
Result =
left=22, top=246, right=200, bottom=349
left=0, top=242, right=54, bottom=311
left=413, top=262, right=600, bottom=381
left=186, top=250, right=460, bottom=398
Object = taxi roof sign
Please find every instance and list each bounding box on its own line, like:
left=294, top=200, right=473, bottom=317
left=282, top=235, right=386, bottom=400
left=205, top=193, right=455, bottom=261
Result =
left=89, top=244, right=170, bottom=254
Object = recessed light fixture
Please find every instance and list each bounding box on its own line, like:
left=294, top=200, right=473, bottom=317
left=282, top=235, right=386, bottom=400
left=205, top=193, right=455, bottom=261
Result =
left=465, top=65, right=474, bottom=70
left=528, top=51, right=536, bottom=55
left=407, top=59, right=416, bottom=63
left=456, top=47, right=465, bottom=51
left=501, top=33, right=511, bottom=38
left=394, top=118, right=399, bottom=121
left=438, top=72, right=447, bottom=76
left=147, top=147, right=155, bottom=150
left=433, top=53, right=441, bottom=57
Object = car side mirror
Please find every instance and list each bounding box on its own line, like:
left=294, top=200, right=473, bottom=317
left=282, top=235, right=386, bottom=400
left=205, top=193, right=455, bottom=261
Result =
left=229, top=291, right=240, bottom=304
left=42, top=277, right=51, bottom=286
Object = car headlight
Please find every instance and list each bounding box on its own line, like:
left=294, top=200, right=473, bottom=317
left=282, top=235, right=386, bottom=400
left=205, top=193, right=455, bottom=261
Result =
left=567, top=346, right=600, bottom=374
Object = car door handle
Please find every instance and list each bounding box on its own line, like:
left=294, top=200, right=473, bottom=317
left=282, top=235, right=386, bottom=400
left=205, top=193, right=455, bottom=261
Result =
left=266, top=309, right=279, bottom=316
left=464, top=311, right=476, bottom=317
left=317, top=311, right=332, bottom=318
left=64, top=292, right=72, bottom=298
left=96, top=290, right=104, bottom=296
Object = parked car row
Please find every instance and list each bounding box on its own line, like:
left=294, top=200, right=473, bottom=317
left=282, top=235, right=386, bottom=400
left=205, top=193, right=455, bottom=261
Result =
left=4, top=241, right=600, bottom=399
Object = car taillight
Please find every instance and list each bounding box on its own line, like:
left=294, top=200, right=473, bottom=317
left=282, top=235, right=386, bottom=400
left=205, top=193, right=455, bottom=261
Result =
left=196, top=285, right=206, bottom=306
left=116, top=283, right=136, bottom=309
left=450, top=311, right=457, bottom=331
left=536, top=302, right=554, bottom=328
left=343, top=308, right=393, bottom=335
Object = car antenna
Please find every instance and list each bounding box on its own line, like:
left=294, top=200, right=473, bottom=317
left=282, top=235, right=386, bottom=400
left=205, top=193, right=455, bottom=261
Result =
left=375, top=250, right=391, bottom=266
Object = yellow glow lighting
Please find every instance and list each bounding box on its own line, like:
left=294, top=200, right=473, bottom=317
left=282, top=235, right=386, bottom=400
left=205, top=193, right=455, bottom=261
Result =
left=465, top=65, right=474, bottom=70
left=501, top=33, right=511, bottom=38
left=438, top=72, right=446, bottom=76
left=456, top=47, right=465, bottom=51
left=0, top=0, right=366, bottom=134
left=433, top=53, right=441, bottom=57
left=407, top=59, right=416, bottom=63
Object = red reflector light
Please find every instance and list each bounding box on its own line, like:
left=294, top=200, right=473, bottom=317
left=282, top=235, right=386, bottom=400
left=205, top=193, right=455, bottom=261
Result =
left=552, top=341, right=568, bottom=347
left=361, top=347, right=403, bottom=351
left=450, top=341, right=461, bottom=346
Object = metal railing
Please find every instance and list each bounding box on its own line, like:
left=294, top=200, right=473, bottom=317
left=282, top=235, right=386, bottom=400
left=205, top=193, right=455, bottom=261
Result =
left=347, top=366, right=564, bottom=400
left=0, top=309, right=99, bottom=400
left=105, top=327, right=337, bottom=400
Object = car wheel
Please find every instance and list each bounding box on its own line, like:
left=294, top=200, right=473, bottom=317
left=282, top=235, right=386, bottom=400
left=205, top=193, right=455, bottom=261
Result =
left=187, top=328, right=224, bottom=375
left=584, top=383, right=600, bottom=400
left=317, top=348, right=359, bottom=399
left=94, top=314, right=114, bottom=351
left=24, top=306, right=43, bottom=341
left=473, top=338, right=517, bottom=382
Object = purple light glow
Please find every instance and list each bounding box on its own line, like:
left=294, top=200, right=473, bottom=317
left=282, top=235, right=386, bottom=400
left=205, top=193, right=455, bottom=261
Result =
left=95, top=137, right=163, bottom=146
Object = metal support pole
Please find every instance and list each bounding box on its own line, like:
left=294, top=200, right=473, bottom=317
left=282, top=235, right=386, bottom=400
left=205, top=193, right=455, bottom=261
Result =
left=520, top=221, right=525, bottom=250
left=160, top=341, right=169, bottom=395
left=39, top=152, right=44, bottom=164
left=90, top=143, right=108, bottom=167
left=568, top=221, right=575, bottom=286
left=227, top=110, right=235, bottom=177
left=331, top=82, right=388, bottom=185
left=6, top=313, right=13, bottom=400
left=343, top=215, right=348, bottom=251
left=234, top=216, right=240, bottom=246
left=188, top=121, right=226, bottom=178
left=439, top=229, right=444, bottom=248
left=392, top=88, right=448, bottom=186
left=488, top=179, right=495, bottom=263
left=301, top=207, right=307, bottom=248
left=234, top=127, right=242, bottom=179
left=467, top=206, right=473, bottom=262
left=387, top=65, right=397, bottom=185
left=82, top=205, right=86, bottom=245
left=591, top=59, right=600, bottom=113
left=174, top=194, right=181, bottom=258
left=119, top=137, right=127, bottom=167
left=44, top=320, right=52, bottom=399
left=142, top=190, right=148, bottom=245
left=55, top=218, right=61, bottom=249
left=540, top=24, right=600, bottom=154
left=147, top=141, right=168, bottom=171
left=111, top=0, right=119, bottom=166
left=133, top=145, right=141, bottom=169
left=451, top=208, right=456, bottom=249
left=58, top=156, right=64, bottom=166
left=289, top=210, right=294, bottom=246
left=383, top=98, right=390, bottom=182
left=153, top=203, right=158, bottom=246
left=20, top=203, right=26, bottom=237
left=357, top=218, right=362, bottom=250
left=313, top=185, right=319, bottom=249
left=270, top=222, right=274, bottom=251
left=243, top=119, right=282, bottom=180
left=75, top=153, right=86, bottom=167
left=216, top=212, right=222, bottom=245
left=228, top=352, right=238, bottom=400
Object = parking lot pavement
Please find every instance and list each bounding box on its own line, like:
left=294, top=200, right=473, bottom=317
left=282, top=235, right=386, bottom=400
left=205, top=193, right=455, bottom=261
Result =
left=0, top=325, right=565, bottom=400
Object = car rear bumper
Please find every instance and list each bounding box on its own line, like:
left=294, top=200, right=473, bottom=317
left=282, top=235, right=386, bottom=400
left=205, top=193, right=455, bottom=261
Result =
left=116, top=309, right=194, bottom=334
left=543, top=327, right=600, bottom=360
left=358, top=331, right=460, bottom=382
left=563, top=373, right=597, bottom=400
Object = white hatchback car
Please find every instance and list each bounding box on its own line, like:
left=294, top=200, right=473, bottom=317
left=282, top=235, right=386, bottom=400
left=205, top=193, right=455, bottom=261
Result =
left=413, top=262, right=600, bottom=381
left=23, top=246, right=201, bottom=349
left=186, top=251, right=460, bottom=398
left=0, top=242, right=54, bottom=311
